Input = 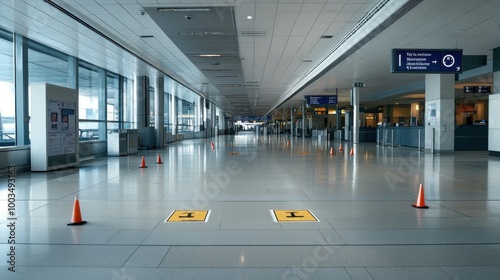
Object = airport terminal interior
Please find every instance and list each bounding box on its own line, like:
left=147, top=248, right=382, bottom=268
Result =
left=1, top=0, right=500, bottom=279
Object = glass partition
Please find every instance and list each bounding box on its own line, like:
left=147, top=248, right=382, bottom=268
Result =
left=0, top=30, right=14, bottom=146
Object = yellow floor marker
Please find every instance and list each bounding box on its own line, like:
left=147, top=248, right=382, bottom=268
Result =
left=271, top=209, right=319, bottom=222
left=166, top=210, right=211, bottom=222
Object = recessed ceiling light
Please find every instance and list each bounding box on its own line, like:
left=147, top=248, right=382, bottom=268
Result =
left=247, top=15, right=253, bottom=19
left=198, top=54, right=222, bottom=57
left=157, top=7, right=212, bottom=12
left=241, top=31, right=266, bottom=36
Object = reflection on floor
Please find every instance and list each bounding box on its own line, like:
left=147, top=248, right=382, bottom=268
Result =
left=1, top=133, right=500, bottom=279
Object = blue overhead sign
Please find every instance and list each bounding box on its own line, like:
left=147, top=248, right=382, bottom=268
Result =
left=305, top=95, right=337, bottom=105
left=391, top=49, right=462, bottom=74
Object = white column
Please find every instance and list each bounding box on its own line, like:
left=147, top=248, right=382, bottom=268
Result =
left=352, top=87, right=360, bottom=144
left=424, top=74, right=455, bottom=151
left=302, top=101, right=305, bottom=140
left=155, top=77, right=164, bottom=148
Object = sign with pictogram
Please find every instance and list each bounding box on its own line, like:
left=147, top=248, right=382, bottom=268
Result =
left=271, top=209, right=319, bottom=222
left=391, top=49, right=462, bottom=73
left=166, top=210, right=211, bottom=222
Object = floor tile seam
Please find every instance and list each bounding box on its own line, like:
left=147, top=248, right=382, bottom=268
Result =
left=119, top=245, right=141, bottom=268
left=156, top=246, right=172, bottom=268
left=432, top=202, right=474, bottom=218
left=141, top=218, right=167, bottom=242
left=7, top=264, right=500, bottom=270
left=6, top=243, right=500, bottom=248
left=104, top=229, right=123, bottom=244
left=321, top=221, right=348, bottom=245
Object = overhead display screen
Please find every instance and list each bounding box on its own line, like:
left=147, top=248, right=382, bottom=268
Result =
left=305, top=95, right=337, bottom=105
left=391, top=49, right=462, bottom=74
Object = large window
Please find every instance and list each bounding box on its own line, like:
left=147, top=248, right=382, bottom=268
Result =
left=0, top=30, right=14, bottom=147
left=106, top=73, right=120, bottom=131
left=28, top=40, right=71, bottom=143
left=164, top=77, right=172, bottom=133
left=0, top=28, right=136, bottom=148
left=28, top=40, right=70, bottom=88
left=149, top=86, right=155, bottom=127
left=123, top=77, right=136, bottom=129
left=78, top=62, right=104, bottom=141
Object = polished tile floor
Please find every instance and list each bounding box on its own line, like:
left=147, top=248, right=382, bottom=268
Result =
left=1, top=132, right=500, bottom=279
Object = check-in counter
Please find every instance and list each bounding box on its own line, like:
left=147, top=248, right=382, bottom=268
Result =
left=359, top=127, right=377, bottom=142
left=377, top=126, right=425, bottom=149
left=377, top=125, right=488, bottom=151
left=454, top=125, right=488, bottom=151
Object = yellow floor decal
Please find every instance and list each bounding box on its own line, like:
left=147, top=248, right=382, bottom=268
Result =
left=271, top=209, right=319, bottom=222
left=166, top=210, right=211, bottom=222
left=228, top=152, right=240, bottom=156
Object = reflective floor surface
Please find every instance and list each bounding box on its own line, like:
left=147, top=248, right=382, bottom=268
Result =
left=1, top=133, right=500, bottom=279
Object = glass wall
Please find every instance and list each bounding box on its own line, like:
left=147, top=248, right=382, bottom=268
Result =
left=164, top=77, right=172, bottom=133
left=123, top=77, right=136, bottom=129
left=28, top=40, right=72, bottom=143
left=0, top=26, right=213, bottom=151
left=175, top=84, right=200, bottom=133
left=0, top=30, right=14, bottom=146
left=106, top=73, right=120, bottom=131
left=78, top=62, right=104, bottom=141
left=28, top=40, right=71, bottom=88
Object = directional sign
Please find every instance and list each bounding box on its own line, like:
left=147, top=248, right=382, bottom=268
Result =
left=305, top=95, right=337, bottom=105
left=391, top=49, right=462, bottom=74
left=271, top=209, right=319, bottom=222
left=166, top=210, right=211, bottom=222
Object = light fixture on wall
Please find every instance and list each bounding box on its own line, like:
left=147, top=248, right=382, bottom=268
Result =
left=415, top=104, right=419, bottom=110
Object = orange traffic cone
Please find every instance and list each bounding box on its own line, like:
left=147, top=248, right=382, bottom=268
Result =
left=139, top=156, right=147, bottom=168
left=211, top=142, right=215, bottom=150
left=339, top=143, right=343, bottom=151
left=67, top=196, right=87, bottom=226
left=329, top=147, right=335, bottom=156
left=156, top=153, right=163, bottom=164
left=349, top=147, right=354, bottom=156
left=412, top=184, right=429, bottom=209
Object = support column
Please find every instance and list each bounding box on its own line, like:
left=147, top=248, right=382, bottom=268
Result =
left=489, top=47, right=500, bottom=156
left=14, top=34, right=29, bottom=145
left=344, top=109, right=350, bottom=142
left=155, top=77, right=164, bottom=148
left=336, top=106, right=341, bottom=135
left=290, top=107, right=294, bottom=138
left=302, top=101, right=305, bottom=140
left=424, top=74, right=455, bottom=152
left=352, top=87, right=360, bottom=144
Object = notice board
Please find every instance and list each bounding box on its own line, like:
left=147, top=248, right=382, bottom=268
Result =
left=30, top=83, right=79, bottom=171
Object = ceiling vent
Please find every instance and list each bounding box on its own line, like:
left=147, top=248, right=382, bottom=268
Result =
left=178, top=32, right=224, bottom=36
left=157, top=7, right=212, bottom=12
